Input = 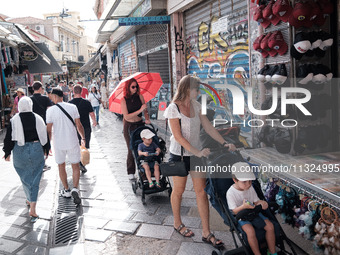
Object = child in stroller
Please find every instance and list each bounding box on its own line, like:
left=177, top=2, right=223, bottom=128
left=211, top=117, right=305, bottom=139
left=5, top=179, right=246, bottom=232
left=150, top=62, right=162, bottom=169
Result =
left=130, top=125, right=172, bottom=204
left=227, top=162, right=276, bottom=255
left=138, top=129, right=162, bottom=188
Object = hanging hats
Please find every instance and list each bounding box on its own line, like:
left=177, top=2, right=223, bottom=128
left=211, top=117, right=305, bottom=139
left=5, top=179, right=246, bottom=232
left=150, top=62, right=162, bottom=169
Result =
left=261, top=32, right=277, bottom=57
left=271, top=64, right=288, bottom=85
left=257, top=65, right=271, bottom=82
left=296, top=64, right=313, bottom=85
left=290, top=32, right=311, bottom=60
left=268, top=30, right=288, bottom=56
left=289, top=2, right=313, bottom=28
left=253, top=35, right=269, bottom=58
left=272, top=0, right=292, bottom=23
left=263, top=0, right=281, bottom=26
left=253, top=5, right=271, bottom=29
left=311, top=64, right=327, bottom=84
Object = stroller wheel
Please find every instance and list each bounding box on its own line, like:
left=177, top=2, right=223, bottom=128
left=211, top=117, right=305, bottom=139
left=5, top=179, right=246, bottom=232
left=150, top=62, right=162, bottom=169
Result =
left=132, top=181, right=137, bottom=194
left=168, top=187, right=172, bottom=197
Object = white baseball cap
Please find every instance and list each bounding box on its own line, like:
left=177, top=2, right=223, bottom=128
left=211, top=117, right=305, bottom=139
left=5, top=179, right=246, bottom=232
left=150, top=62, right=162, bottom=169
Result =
left=140, top=129, right=155, bottom=139
left=231, top=162, right=256, bottom=181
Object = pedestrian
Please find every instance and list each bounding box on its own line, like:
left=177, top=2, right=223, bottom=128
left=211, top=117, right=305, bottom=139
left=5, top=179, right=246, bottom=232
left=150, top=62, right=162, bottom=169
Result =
left=58, top=80, right=70, bottom=102
left=163, top=75, right=236, bottom=248
left=10, top=88, right=25, bottom=117
left=2, top=96, right=50, bottom=223
left=138, top=129, right=161, bottom=188
left=88, top=85, right=101, bottom=125
left=79, top=81, right=89, bottom=99
left=121, top=78, right=150, bottom=180
left=68, top=81, right=74, bottom=101
left=46, top=89, right=86, bottom=205
left=30, top=81, right=53, bottom=123
left=100, top=81, right=109, bottom=109
left=69, top=84, right=97, bottom=173
left=30, top=81, right=53, bottom=171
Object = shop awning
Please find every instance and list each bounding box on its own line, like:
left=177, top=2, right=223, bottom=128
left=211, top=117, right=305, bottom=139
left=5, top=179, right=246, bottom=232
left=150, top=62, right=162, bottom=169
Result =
left=21, top=43, right=62, bottom=74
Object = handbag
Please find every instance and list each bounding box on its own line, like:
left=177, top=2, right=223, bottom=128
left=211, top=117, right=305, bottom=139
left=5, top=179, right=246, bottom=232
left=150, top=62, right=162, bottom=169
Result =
left=80, top=145, right=90, bottom=165
left=160, top=104, right=188, bottom=177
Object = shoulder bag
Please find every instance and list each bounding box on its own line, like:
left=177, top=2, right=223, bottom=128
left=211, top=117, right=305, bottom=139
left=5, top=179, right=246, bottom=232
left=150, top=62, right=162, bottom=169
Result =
left=160, top=104, right=188, bottom=177
left=55, top=104, right=90, bottom=166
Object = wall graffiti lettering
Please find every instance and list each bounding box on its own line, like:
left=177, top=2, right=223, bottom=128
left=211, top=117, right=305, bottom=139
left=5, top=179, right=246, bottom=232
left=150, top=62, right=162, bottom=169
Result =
left=174, top=26, right=184, bottom=53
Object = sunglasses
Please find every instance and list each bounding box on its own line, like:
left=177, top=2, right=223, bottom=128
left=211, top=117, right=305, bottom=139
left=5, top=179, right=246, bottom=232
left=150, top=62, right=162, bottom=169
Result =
left=131, top=86, right=138, bottom=89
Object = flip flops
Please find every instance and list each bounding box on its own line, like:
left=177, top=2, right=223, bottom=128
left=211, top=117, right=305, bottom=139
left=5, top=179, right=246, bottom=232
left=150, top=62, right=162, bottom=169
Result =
left=174, top=224, right=195, bottom=237
left=202, top=232, right=224, bottom=249
left=30, top=215, right=39, bottom=223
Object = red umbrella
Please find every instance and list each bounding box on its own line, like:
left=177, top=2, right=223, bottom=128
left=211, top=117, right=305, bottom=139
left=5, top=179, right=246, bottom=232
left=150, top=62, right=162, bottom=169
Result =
left=109, top=72, right=163, bottom=114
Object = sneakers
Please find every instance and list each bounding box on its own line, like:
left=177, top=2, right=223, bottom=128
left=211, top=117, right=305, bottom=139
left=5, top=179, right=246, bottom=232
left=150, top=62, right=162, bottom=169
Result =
left=61, top=189, right=71, bottom=198
left=43, top=164, right=51, bottom=172
left=71, top=188, right=81, bottom=205
left=128, top=174, right=135, bottom=180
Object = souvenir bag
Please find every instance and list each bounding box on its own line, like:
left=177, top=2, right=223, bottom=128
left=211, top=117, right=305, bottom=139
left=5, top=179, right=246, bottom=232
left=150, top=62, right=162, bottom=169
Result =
left=160, top=104, right=188, bottom=177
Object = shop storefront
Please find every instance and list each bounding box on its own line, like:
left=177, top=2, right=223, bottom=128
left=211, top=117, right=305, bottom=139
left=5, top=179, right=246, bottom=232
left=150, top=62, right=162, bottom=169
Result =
left=169, top=0, right=340, bottom=253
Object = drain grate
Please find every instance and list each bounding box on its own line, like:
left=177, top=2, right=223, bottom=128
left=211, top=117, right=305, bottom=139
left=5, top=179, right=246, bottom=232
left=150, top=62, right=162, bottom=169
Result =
left=53, top=196, right=79, bottom=245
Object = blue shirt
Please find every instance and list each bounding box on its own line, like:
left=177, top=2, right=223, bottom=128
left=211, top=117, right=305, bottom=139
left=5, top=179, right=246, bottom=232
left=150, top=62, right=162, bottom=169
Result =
left=138, top=142, right=159, bottom=154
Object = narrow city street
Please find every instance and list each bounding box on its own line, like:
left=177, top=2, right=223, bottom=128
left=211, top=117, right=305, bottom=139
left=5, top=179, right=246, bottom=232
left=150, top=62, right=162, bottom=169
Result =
left=0, top=108, right=316, bottom=255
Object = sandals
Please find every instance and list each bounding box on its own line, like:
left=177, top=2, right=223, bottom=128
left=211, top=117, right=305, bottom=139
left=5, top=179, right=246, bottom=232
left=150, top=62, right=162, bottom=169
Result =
left=149, top=182, right=154, bottom=188
left=30, top=215, right=39, bottom=223
left=26, top=200, right=30, bottom=207
left=202, top=232, right=224, bottom=249
left=174, top=224, right=195, bottom=237
left=155, top=182, right=161, bottom=188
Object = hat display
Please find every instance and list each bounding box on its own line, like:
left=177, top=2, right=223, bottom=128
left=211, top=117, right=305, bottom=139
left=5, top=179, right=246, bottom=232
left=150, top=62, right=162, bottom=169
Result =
left=272, top=0, right=292, bottom=22
left=261, top=33, right=277, bottom=57
left=311, top=64, right=327, bottom=84
left=257, top=65, right=270, bottom=83
left=253, top=35, right=269, bottom=58
left=289, top=2, right=313, bottom=28
left=290, top=32, right=311, bottom=60
left=253, top=5, right=271, bottom=29
left=319, top=32, right=333, bottom=51
left=271, top=64, right=288, bottom=85
left=231, top=162, right=256, bottom=181
left=268, top=30, right=288, bottom=56
left=140, top=129, right=155, bottom=139
left=262, top=0, right=281, bottom=26
left=296, top=64, right=313, bottom=85
left=265, top=65, right=279, bottom=83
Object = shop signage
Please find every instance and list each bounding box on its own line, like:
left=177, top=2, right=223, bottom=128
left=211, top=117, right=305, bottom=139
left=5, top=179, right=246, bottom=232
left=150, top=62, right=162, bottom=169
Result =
left=20, top=47, right=38, bottom=61
left=119, top=16, right=170, bottom=26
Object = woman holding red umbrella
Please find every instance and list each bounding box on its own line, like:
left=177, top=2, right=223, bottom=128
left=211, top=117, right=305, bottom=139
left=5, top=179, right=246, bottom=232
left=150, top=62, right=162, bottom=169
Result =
left=121, top=78, right=151, bottom=180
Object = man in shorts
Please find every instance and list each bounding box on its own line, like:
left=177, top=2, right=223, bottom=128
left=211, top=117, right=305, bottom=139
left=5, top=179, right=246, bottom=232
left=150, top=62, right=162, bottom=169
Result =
left=46, top=89, right=85, bottom=205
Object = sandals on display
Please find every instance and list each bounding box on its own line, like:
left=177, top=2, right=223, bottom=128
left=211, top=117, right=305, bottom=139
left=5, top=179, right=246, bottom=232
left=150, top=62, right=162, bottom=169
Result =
left=174, top=224, right=195, bottom=237
left=202, top=232, right=224, bottom=249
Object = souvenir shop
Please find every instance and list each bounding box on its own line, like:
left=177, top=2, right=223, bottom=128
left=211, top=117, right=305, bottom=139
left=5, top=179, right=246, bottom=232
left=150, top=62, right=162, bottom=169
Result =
left=245, top=0, right=340, bottom=254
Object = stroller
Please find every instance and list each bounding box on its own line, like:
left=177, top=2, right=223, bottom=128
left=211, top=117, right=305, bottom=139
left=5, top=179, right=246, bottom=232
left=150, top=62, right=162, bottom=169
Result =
left=204, top=147, right=306, bottom=255
left=129, top=124, right=172, bottom=204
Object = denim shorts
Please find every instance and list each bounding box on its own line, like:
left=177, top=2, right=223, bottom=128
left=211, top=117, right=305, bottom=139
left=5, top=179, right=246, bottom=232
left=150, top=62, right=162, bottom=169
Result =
left=238, top=212, right=268, bottom=227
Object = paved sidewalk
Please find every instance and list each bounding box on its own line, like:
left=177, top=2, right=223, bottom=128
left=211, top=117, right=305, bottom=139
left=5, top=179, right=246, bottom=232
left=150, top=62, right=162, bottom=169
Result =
left=0, top=110, right=315, bottom=255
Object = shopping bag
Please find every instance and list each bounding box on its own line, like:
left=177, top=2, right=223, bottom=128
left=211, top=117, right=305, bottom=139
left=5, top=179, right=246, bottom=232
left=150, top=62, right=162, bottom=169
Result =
left=80, top=145, right=90, bottom=166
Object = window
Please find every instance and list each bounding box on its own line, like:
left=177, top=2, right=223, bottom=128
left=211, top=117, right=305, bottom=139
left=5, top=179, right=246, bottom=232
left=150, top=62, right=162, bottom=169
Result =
left=72, top=40, right=75, bottom=54
left=67, top=37, right=70, bottom=52
left=60, top=35, right=64, bottom=51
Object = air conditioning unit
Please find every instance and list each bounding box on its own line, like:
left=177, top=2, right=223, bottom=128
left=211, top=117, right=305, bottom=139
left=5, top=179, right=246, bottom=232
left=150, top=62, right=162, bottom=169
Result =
left=35, top=25, right=45, bottom=35
left=78, top=55, right=84, bottom=62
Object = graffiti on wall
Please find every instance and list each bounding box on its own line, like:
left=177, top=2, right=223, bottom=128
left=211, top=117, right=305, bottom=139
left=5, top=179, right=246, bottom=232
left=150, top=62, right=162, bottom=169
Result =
left=186, top=15, right=250, bottom=133
left=119, top=37, right=137, bottom=78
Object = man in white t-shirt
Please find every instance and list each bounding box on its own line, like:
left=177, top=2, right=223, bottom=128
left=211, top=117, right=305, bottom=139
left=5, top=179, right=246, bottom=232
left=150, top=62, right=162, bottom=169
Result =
left=46, top=89, right=85, bottom=205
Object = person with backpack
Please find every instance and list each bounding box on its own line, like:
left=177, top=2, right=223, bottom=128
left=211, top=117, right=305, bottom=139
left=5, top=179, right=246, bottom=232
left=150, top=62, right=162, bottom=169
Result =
left=88, top=85, right=101, bottom=125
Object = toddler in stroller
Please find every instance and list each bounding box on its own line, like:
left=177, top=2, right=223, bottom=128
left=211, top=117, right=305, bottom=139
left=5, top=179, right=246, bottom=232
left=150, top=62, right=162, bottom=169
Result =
left=205, top=149, right=302, bottom=255
left=138, top=129, right=162, bottom=188
left=227, top=162, right=276, bottom=255
left=130, top=125, right=172, bottom=204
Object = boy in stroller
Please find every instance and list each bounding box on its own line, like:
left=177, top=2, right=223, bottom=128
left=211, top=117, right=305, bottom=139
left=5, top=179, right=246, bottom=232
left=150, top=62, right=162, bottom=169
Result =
left=227, top=162, right=277, bottom=255
left=138, top=129, right=162, bottom=188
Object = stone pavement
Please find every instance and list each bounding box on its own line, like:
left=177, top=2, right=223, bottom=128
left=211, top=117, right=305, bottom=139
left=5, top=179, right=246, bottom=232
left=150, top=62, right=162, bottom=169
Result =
left=0, top=109, right=314, bottom=255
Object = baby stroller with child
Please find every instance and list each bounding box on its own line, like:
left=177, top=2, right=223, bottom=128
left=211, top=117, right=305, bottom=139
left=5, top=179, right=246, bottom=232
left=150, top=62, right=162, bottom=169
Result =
left=129, top=124, right=172, bottom=204
left=203, top=146, right=306, bottom=255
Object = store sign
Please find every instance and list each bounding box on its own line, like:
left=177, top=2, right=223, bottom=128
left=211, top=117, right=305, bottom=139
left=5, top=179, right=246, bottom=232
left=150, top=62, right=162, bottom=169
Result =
left=119, top=16, right=170, bottom=26
left=20, top=47, right=38, bottom=61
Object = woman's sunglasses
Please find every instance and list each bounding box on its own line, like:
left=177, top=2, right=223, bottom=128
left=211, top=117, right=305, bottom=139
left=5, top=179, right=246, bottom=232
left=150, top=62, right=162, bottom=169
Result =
left=131, top=86, right=138, bottom=89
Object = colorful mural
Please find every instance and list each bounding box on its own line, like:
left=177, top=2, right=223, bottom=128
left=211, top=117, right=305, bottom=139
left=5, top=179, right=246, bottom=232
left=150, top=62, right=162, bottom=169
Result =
left=186, top=15, right=251, bottom=133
